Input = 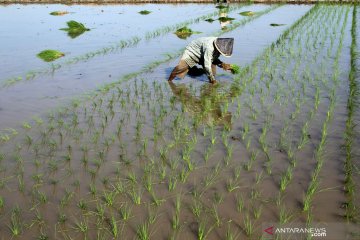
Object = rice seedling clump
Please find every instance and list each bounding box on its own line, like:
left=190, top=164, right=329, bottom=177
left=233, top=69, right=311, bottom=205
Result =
left=270, top=23, right=286, bottom=26
left=218, top=16, right=235, bottom=22
left=139, top=10, right=151, bottom=15
left=50, top=11, right=69, bottom=16
left=174, top=27, right=201, bottom=39
left=239, top=11, right=255, bottom=16
left=60, top=20, right=90, bottom=38
left=37, top=50, right=65, bottom=62
left=230, top=64, right=240, bottom=74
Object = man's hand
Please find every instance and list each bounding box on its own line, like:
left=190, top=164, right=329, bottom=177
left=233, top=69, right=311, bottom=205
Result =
left=221, top=63, right=232, bottom=71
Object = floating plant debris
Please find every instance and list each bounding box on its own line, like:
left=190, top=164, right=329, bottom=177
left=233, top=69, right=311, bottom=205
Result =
left=174, top=27, right=201, bottom=39
left=50, top=11, right=69, bottom=16
left=239, top=11, right=255, bottom=16
left=205, top=18, right=215, bottom=23
left=218, top=17, right=235, bottom=22
left=37, top=50, right=64, bottom=62
left=60, top=20, right=90, bottom=39
left=270, top=23, right=286, bottom=26
left=139, top=10, right=151, bottom=15
left=230, top=64, right=240, bottom=74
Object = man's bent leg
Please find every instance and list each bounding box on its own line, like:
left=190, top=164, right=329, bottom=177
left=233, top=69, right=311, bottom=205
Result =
left=168, top=60, right=190, bottom=81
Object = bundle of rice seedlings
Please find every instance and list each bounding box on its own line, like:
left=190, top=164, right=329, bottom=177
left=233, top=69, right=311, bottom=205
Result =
left=239, top=11, right=255, bottom=16
left=139, top=10, right=151, bottom=15
left=230, top=64, right=240, bottom=74
left=60, top=20, right=90, bottom=39
left=37, top=50, right=65, bottom=62
left=50, top=11, right=69, bottom=16
left=174, top=27, right=201, bottom=39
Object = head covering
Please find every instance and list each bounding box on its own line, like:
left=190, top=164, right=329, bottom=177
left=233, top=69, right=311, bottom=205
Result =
left=214, top=38, right=234, bottom=57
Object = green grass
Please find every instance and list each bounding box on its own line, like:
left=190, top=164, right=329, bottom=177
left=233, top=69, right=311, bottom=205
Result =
left=37, top=50, right=64, bottom=62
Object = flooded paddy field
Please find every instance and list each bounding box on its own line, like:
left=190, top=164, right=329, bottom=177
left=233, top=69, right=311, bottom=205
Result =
left=0, top=3, right=359, bottom=240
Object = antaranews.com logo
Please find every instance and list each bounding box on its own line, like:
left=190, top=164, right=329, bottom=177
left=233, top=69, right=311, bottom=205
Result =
left=263, top=226, right=326, bottom=237
left=262, top=222, right=359, bottom=240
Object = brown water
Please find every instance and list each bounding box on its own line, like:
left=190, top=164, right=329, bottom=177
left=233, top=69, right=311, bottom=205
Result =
left=0, top=3, right=359, bottom=240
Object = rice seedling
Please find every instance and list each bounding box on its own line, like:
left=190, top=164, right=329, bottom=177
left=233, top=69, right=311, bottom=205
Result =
left=129, top=188, right=142, bottom=205
left=174, top=27, right=201, bottom=39
left=218, top=16, right=235, bottom=22
left=73, top=218, right=89, bottom=237
left=226, top=178, right=240, bottom=192
left=191, top=200, right=202, bottom=219
left=168, top=176, right=178, bottom=192
left=136, top=222, right=150, bottom=240
left=77, top=199, right=87, bottom=211
left=139, top=10, right=151, bottom=15
left=270, top=23, right=286, bottom=27
left=230, top=64, right=241, bottom=74
left=60, top=20, right=90, bottom=39
left=37, top=50, right=65, bottom=62
left=119, top=203, right=132, bottom=222
left=252, top=204, right=262, bottom=219
left=216, top=5, right=229, bottom=10
left=243, top=213, right=254, bottom=236
left=235, top=194, right=244, bottom=212
left=108, top=215, right=119, bottom=238
left=103, top=191, right=117, bottom=207
left=50, top=11, right=68, bottom=16
left=225, top=223, right=240, bottom=240
left=239, top=11, right=255, bottom=16
left=8, top=207, right=22, bottom=237
left=211, top=204, right=222, bottom=227
left=197, top=220, right=213, bottom=240
left=0, top=196, right=4, bottom=209
left=279, top=206, right=293, bottom=224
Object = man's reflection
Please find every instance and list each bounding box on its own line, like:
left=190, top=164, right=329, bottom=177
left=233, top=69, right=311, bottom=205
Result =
left=168, top=81, right=232, bottom=128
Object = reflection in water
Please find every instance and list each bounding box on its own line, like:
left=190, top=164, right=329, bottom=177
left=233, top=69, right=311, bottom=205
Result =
left=168, top=81, right=242, bottom=128
left=218, top=7, right=232, bottom=30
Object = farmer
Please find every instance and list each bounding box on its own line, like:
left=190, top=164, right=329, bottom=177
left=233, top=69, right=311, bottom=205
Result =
left=168, top=37, right=234, bottom=84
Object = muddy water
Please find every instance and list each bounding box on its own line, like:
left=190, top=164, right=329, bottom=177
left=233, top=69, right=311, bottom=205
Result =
left=0, top=4, right=311, bottom=130
left=0, top=4, right=359, bottom=240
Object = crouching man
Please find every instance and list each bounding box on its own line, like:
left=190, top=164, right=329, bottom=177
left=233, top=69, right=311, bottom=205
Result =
left=168, top=37, right=234, bottom=84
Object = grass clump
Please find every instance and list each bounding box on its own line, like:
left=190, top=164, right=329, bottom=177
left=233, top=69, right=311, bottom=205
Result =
left=174, top=27, right=201, bottom=39
left=60, top=20, right=90, bottom=39
left=139, top=10, right=151, bottom=15
left=230, top=64, right=240, bottom=74
left=239, top=11, right=255, bottom=16
left=37, top=50, right=65, bottom=62
left=50, top=11, right=69, bottom=16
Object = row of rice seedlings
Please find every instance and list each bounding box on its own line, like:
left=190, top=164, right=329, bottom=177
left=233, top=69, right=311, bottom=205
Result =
left=229, top=5, right=343, bottom=228
left=303, top=6, right=350, bottom=217
left=343, top=5, right=359, bottom=223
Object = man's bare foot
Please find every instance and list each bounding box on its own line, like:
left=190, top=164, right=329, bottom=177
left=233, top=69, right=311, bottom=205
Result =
left=210, top=80, right=217, bottom=85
